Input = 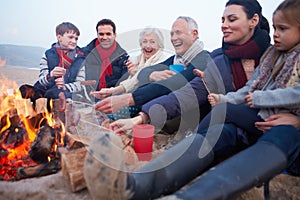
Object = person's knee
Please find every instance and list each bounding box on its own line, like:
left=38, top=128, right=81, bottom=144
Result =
left=259, top=125, right=300, bottom=154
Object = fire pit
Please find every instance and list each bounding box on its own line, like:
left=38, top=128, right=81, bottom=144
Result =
left=0, top=80, right=67, bottom=181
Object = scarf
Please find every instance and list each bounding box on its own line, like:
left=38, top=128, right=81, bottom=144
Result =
left=174, top=39, right=204, bottom=67
left=54, top=43, right=77, bottom=69
left=95, top=39, right=117, bottom=89
left=223, top=28, right=270, bottom=90
left=136, top=49, right=165, bottom=71
left=251, top=43, right=300, bottom=116
left=251, top=43, right=300, bottom=91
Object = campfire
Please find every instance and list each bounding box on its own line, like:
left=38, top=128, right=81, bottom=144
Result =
left=0, top=77, right=65, bottom=181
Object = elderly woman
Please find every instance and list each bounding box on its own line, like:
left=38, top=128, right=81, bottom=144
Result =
left=93, top=27, right=168, bottom=98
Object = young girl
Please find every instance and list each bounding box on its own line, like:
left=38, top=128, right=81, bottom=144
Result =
left=200, top=0, right=300, bottom=137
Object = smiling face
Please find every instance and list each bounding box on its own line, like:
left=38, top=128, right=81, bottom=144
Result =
left=170, top=18, right=198, bottom=56
left=221, top=4, right=259, bottom=45
left=57, top=31, right=79, bottom=50
left=272, top=10, right=300, bottom=52
left=97, top=24, right=116, bottom=49
left=141, top=32, right=160, bottom=59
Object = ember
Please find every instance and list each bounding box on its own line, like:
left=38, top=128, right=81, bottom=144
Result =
left=0, top=77, right=64, bottom=181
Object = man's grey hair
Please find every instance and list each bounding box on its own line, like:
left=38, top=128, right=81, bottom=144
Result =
left=177, top=16, right=198, bottom=32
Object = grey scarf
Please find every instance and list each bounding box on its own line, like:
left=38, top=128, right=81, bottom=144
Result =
left=174, top=39, right=204, bottom=67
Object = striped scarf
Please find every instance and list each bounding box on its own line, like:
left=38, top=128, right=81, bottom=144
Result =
left=54, top=43, right=77, bottom=69
left=251, top=43, right=300, bottom=91
left=173, top=39, right=204, bottom=67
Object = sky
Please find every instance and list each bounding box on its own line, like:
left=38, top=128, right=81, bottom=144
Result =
left=1, top=0, right=283, bottom=53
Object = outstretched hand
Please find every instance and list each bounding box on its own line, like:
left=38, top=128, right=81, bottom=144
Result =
left=149, top=70, right=176, bottom=82
left=94, top=93, right=132, bottom=114
left=90, top=88, right=114, bottom=99
left=110, top=116, right=142, bottom=134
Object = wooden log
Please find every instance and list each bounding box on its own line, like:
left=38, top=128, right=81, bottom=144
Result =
left=35, top=98, right=48, bottom=114
left=16, top=159, right=61, bottom=180
left=61, top=147, right=87, bottom=192
left=66, top=132, right=90, bottom=149
left=15, top=98, right=35, bottom=118
left=29, top=125, right=55, bottom=163
left=64, top=101, right=81, bottom=132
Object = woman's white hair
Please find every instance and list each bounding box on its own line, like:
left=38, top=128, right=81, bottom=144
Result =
left=139, top=27, right=165, bottom=49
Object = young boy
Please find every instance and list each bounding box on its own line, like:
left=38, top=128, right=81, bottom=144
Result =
left=20, top=22, right=85, bottom=101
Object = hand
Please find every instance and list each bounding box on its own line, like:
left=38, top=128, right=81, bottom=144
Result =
left=149, top=70, right=176, bottom=82
left=110, top=116, right=142, bottom=134
left=55, top=77, right=66, bottom=90
left=50, top=66, right=66, bottom=78
left=255, top=113, right=300, bottom=132
left=245, top=92, right=253, bottom=107
left=126, top=60, right=137, bottom=76
left=207, top=93, right=220, bottom=106
left=90, top=88, right=114, bottom=99
left=94, top=93, right=132, bottom=114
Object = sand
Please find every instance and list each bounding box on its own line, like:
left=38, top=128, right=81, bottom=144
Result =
left=0, top=66, right=39, bottom=86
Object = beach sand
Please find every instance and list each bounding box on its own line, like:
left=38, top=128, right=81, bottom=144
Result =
left=0, top=66, right=39, bottom=86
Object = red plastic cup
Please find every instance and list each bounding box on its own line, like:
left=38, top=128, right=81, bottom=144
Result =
left=133, top=124, right=154, bottom=161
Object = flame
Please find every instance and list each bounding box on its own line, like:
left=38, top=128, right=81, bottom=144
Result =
left=0, top=76, right=65, bottom=181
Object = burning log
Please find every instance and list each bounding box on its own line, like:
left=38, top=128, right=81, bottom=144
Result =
left=29, top=125, right=56, bottom=163
left=16, top=159, right=60, bottom=180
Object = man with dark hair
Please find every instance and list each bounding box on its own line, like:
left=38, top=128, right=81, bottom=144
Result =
left=82, top=19, right=129, bottom=102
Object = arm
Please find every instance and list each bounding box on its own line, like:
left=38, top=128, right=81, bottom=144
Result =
left=119, top=69, right=143, bottom=93
left=136, top=56, right=174, bottom=86
left=37, top=54, right=54, bottom=87
left=252, top=84, right=300, bottom=109
left=220, top=66, right=261, bottom=104
left=132, top=66, right=195, bottom=106
left=65, top=66, right=85, bottom=93
left=94, top=51, right=210, bottom=113
left=141, top=77, right=208, bottom=128
left=110, top=112, right=148, bottom=134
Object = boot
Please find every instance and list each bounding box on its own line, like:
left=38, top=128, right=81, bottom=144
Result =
left=84, top=132, right=214, bottom=200
left=167, top=141, right=287, bottom=200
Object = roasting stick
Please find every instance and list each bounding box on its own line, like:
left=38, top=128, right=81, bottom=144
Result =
left=193, top=69, right=211, bottom=94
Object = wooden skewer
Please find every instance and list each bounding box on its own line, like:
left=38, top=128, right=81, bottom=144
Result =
left=193, top=69, right=211, bottom=94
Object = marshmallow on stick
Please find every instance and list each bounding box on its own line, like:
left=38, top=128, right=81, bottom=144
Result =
left=193, top=69, right=211, bottom=94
